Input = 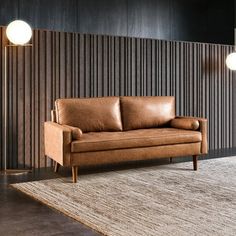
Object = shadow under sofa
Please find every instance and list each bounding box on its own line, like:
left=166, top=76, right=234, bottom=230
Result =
left=44, top=96, right=208, bottom=183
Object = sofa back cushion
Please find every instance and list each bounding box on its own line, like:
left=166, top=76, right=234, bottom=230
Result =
left=120, top=96, right=175, bottom=130
left=55, top=97, right=122, bottom=132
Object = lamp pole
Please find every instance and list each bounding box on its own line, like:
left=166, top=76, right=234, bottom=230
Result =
left=4, top=46, right=7, bottom=171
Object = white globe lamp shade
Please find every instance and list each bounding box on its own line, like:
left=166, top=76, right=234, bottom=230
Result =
left=6, top=20, right=32, bottom=45
left=226, top=52, right=236, bottom=70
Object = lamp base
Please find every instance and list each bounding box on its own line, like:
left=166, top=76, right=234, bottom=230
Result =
left=0, top=169, right=32, bottom=175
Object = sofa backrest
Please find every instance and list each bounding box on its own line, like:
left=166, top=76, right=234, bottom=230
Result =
left=120, top=96, right=175, bottom=130
left=55, top=97, right=122, bottom=132
left=55, top=96, right=175, bottom=132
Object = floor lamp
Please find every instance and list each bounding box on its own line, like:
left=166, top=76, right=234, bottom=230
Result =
left=2, top=20, right=33, bottom=175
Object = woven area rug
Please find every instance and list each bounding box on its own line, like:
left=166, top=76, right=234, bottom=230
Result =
left=12, top=157, right=236, bottom=236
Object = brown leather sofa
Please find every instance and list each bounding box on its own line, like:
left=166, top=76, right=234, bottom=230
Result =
left=44, top=96, right=207, bottom=183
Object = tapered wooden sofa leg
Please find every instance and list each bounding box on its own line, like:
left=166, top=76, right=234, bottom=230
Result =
left=169, top=157, right=173, bottom=163
left=193, top=155, right=198, bottom=171
left=54, top=162, right=60, bottom=173
left=72, top=166, right=78, bottom=183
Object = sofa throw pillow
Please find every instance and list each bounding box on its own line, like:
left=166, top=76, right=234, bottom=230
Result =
left=170, top=118, right=199, bottom=131
left=63, top=125, right=83, bottom=140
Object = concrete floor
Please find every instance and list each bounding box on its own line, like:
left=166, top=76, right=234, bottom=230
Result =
left=0, top=170, right=100, bottom=236
left=0, top=148, right=235, bottom=236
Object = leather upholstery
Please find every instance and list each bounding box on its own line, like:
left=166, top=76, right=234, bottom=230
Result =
left=44, top=121, right=72, bottom=166
left=71, top=128, right=201, bottom=153
left=44, top=97, right=208, bottom=174
left=176, top=116, right=207, bottom=154
left=120, top=96, right=175, bottom=130
left=55, top=97, right=123, bottom=132
left=170, top=118, right=199, bottom=130
left=63, top=125, right=83, bottom=140
left=71, top=143, right=201, bottom=166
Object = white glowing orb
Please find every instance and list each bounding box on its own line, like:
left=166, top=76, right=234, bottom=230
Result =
left=226, top=52, right=236, bottom=70
left=6, top=20, right=32, bottom=45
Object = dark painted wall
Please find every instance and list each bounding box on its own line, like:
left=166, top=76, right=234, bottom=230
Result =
left=0, top=0, right=234, bottom=44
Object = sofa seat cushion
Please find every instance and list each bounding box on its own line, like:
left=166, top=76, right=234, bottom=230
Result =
left=71, top=128, right=202, bottom=153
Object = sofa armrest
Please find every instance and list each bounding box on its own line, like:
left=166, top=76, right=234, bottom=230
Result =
left=44, top=121, right=72, bottom=166
left=176, top=116, right=207, bottom=122
left=175, top=116, right=208, bottom=154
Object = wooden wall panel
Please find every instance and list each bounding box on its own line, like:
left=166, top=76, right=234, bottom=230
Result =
left=0, top=27, right=235, bottom=169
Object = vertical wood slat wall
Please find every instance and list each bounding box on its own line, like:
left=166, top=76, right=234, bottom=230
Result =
left=0, top=27, right=235, bottom=169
